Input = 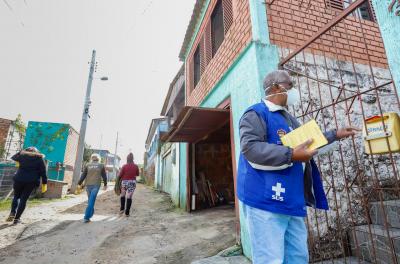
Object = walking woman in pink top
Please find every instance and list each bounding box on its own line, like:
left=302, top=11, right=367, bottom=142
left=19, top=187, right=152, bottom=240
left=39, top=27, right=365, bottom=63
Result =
left=118, top=153, right=139, bottom=216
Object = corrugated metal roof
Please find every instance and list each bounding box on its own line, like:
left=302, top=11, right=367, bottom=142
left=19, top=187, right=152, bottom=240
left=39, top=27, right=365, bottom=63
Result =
left=179, top=0, right=208, bottom=61
left=162, top=106, right=230, bottom=143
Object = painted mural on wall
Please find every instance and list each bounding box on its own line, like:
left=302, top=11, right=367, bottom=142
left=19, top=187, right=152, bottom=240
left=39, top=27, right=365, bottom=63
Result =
left=24, top=122, right=70, bottom=181
left=24, top=122, right=69, bottom=161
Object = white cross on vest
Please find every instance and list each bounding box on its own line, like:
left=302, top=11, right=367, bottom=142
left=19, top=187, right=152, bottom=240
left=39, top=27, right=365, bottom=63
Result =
left=272, top=182, right=285, bottom=202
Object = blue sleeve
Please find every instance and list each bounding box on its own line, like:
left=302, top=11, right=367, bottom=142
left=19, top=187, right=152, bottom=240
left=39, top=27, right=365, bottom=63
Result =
left=240, top=111, right=293, bottom=170
left=324, top=129, right=337, bottom=144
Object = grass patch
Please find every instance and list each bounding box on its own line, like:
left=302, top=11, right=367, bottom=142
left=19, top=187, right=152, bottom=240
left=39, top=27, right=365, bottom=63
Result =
left=0, top=197, right=71, bottom=212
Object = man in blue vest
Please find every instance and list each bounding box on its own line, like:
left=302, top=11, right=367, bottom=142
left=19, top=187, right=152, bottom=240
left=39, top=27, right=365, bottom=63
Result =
left=237, top=70, right=359, bottom=264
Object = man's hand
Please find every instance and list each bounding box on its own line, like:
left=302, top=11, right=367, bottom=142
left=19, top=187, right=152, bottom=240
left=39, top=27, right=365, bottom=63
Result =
left=336, top=127, right=361, bottom=139
left=103, top=185, right=108, bottom=191
left=292, top=139, right=317, bottom=162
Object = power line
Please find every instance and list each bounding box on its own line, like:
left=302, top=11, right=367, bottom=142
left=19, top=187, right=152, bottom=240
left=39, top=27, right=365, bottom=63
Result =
left=2, top=0, right=13, bottom=11
left=1, top=0, right=25, bottom=27
left=128, top=0, right=154, bottom=32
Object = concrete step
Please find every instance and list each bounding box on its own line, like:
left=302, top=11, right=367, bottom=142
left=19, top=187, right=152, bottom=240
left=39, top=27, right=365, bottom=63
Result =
left=314, top=256, right=370, bottom=263
left=370, top=200, right=400, bottom=228
left=350, top=224, right=400, bottom=264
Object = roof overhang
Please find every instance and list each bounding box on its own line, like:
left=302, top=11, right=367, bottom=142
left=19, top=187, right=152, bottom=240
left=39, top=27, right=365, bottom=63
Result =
left=161, top=65, right=185, bottom=116
left=145, top=118, right=168, bottom=147
left=162, top=106, right=230, bottom=143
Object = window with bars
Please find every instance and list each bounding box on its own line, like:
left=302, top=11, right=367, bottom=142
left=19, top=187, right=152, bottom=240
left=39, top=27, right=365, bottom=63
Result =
left=212, top=0, right=224, bottom=56
left=193, top=46, right=201, bottom=88
left=326, top=0, right=344, bottom=11
left=326, top=0, right=376, bottom=21
left=190, top=0, right=233, bottom=91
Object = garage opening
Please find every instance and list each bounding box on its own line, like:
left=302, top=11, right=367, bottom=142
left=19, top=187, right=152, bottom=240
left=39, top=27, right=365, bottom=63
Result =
left=190, top=121, right=235, bottom=211
left=163, top=106, right=236, bottom=211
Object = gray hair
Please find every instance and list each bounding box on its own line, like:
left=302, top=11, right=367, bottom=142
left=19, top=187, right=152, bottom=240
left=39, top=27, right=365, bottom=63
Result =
left=263, top=70, right=293, bottom=95
left=91, top=153, right=101, bottom=162
left=25, top=146, right=39, bottom=153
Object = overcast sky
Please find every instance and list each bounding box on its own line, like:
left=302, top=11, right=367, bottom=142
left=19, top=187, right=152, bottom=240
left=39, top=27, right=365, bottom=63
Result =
left=0, top=0, right=195, bottom=163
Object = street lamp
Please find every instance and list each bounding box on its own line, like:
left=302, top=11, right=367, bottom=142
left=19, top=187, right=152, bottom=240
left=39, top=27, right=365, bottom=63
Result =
left=70, top=50, right=108, bottom=193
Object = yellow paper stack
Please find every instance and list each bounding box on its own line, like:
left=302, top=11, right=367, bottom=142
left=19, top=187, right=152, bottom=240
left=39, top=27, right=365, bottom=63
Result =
left=281, top=119, right=328, bottom=150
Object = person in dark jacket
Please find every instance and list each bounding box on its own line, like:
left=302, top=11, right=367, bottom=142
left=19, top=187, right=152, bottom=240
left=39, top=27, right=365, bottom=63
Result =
left=237, top=70, right=360, bottom=264
left=6, top=147, right=48, bottom=224
left=78, top=153, right=107, bottom=223
left=118, top=153, right=139, bottom=216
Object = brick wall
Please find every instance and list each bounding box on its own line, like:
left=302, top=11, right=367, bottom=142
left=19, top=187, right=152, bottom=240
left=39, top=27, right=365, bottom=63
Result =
left=0, top=119, right=12, bottom=155
left=267, top=0, right=388, bottom=68
left=186, top=0, right=253, bottom=107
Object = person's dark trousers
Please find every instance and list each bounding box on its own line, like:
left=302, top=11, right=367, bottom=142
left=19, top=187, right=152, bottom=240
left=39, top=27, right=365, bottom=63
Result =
left=120, top=197, right=125, bottom=211
left=125, top=198, right=132, bottom=215
left=11, top=181, right=37, bottom=220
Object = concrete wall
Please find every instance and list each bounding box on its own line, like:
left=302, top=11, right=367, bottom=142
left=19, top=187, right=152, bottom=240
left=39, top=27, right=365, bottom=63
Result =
left=171, top=144, right=180, bottom=206
left=160, top=143, right=181, bottom=206
left=371, top=0, right=400, bottom=93
left=285, top=50, right=399, bottom=259
left=179, top=143, right=188, bottom=210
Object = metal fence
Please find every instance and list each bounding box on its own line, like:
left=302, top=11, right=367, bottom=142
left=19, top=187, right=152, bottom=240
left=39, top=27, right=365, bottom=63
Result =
left=272, top=0, right=400, bottom=263
left=0, top=163, right=17, bottom=199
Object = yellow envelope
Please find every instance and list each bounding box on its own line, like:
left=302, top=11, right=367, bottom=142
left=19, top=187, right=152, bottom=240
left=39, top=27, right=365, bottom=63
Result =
left=281, top=119, right=328, bottom=150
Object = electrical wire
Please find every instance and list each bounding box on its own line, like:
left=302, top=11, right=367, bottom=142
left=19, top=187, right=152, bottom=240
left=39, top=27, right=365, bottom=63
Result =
left=1, top=0, right=25, bottom=27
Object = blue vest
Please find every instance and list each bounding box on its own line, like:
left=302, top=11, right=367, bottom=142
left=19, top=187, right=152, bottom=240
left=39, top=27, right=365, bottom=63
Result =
left=237, top=102, right=329, bottom=217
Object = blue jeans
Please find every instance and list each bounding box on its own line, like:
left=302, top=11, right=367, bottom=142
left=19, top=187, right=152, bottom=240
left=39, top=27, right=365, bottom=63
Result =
left=243, top=204, right=308, bottom=264
left=84, top=185, right=100, bottom=220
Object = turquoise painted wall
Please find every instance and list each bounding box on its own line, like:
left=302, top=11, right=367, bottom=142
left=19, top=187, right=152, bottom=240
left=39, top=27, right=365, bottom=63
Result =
left=371, top=0, right=400, bottom=93
left=179, top=143, right=187, bottom=209
left=24, top=121, right=69, bottom=181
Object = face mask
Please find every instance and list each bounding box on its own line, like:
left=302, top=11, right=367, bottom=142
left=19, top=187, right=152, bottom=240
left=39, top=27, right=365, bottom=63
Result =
left=266, top=86, right=300, bottom=106
left=286, top=88, right=300, bottom=106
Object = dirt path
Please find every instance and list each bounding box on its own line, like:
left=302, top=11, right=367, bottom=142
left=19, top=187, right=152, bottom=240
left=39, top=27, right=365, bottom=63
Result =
left=0, top=184, right=237, bottom=264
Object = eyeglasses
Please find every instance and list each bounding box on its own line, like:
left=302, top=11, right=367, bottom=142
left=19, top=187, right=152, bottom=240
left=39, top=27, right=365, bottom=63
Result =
left=276, top=82, right=293, bottom=90
left=264, top=82, right=294, bottom=92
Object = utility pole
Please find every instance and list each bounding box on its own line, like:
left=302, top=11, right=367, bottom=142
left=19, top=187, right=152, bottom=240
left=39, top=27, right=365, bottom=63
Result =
left=71, top=50, right=96, bottom=193
left=113, top=132, right=119, bottom=179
